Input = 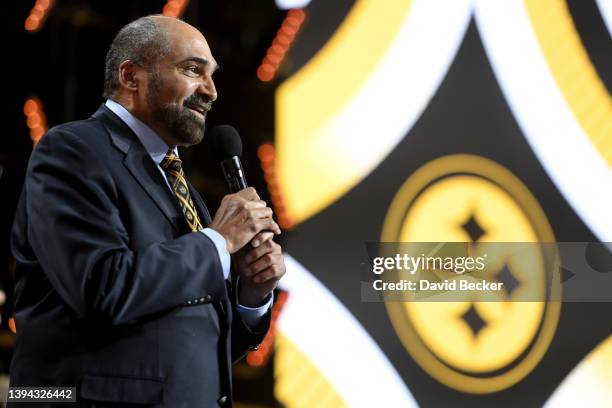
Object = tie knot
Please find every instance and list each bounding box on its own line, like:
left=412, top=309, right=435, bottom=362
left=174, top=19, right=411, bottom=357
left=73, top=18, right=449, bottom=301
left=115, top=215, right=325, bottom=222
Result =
left=162, top=149, right=182, bottom=173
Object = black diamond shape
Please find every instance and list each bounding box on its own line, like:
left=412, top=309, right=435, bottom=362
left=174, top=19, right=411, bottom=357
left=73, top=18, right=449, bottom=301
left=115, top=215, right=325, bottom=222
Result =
left=496, top=264, right=520, bottom=297
left=460, top=303, right=487, bottom=338
left=461, top=214, right=486, bottom=242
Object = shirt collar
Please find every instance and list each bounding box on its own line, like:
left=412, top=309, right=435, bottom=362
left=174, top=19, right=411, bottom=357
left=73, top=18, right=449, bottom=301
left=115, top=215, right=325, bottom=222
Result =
left=105, top=99, right=177, bottom=165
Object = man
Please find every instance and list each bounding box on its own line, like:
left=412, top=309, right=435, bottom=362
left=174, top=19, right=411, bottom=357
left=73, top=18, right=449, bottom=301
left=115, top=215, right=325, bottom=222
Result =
left=9, top=15, right=285, bottom=407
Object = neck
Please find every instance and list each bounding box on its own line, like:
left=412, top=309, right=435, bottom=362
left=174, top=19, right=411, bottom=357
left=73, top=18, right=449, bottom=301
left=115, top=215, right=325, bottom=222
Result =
left=111, top=95, right=177, bottom=146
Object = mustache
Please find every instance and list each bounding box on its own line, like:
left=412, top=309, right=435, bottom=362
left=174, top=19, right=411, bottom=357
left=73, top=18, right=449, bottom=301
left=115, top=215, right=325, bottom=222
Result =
left=184, top=94, right=213, bottom=111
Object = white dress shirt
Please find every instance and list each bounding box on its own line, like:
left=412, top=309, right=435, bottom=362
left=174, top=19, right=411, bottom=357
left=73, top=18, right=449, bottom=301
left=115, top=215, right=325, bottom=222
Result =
left=105, top=99, right=271, bottom=327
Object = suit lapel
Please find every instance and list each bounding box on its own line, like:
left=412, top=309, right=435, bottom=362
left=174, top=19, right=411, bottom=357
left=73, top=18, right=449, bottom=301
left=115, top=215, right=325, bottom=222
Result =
left=93, top=105, right=183, bottom=234
left=123, top=149, right=185, bottom=234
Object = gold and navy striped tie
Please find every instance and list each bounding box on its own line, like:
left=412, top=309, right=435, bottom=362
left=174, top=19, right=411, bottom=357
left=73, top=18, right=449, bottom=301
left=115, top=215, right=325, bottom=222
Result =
left=161, top=149, right=203, bottom=232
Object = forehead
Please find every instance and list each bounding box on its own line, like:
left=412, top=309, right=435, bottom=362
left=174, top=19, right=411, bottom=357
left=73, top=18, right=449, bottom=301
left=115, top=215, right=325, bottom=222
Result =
left=163, top=23, right=217, bottom=68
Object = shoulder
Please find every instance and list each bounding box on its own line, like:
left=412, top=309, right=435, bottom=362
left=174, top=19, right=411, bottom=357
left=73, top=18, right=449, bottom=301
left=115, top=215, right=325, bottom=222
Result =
left=40, top=116, right=109, bottom=149
left=31, top=111, right=125, bottom=168
left=26, top=117, right=120, bottom=198
left=29, top=116, right=115, bottom=176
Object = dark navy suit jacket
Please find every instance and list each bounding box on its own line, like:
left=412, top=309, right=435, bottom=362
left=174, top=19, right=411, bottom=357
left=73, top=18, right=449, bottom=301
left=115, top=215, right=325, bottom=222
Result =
left=9, top=105, right=269, bottom=407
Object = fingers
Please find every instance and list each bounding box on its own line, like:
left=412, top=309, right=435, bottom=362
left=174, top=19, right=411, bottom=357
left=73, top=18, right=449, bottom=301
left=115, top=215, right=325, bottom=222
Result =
left=242, top=241, right=283, bottom=279
left=240, top=209, right=279, bottom=236
left=212, top=188, right=280, bottom=253
left=252, top=261, right=286, bottom=283
left=238, top=202, right=280, bottom=235
left=234, top=239, right=286, bottom=303
left=243, top=199, right=267, bottom=210
left=244, top=239, right=280, bottom=264
left=236, top=187, right=260, bottom=201
left=265, top=218, right=281, bottom=235
left=251, top=231, right=274, bottom=248
left=243, top=206, right=272, bottom=219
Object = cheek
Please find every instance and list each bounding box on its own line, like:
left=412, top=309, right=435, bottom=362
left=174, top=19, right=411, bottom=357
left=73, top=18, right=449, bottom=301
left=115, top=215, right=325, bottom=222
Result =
left=157, top=90, right=184, bottom=110
left=181, top=80, right=202, bottom=99
left=152, top=75, right=190, bottom=105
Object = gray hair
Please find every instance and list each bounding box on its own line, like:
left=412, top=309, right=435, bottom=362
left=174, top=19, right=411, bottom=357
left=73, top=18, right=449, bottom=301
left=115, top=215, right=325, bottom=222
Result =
left=102, top=16, right=172, bottom=99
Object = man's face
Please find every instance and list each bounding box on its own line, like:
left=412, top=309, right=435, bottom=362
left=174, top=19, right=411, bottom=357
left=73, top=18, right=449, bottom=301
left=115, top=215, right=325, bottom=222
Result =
left=143, top=24, right=218, bottom=146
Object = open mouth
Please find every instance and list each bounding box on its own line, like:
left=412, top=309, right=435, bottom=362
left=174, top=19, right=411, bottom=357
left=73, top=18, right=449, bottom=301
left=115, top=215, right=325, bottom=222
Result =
left=187, top=104, right=208, bottom=118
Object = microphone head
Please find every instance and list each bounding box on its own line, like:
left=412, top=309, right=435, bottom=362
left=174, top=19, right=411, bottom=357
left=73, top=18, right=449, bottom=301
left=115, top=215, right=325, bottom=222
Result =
left=208, top=125, right=242, bottom=160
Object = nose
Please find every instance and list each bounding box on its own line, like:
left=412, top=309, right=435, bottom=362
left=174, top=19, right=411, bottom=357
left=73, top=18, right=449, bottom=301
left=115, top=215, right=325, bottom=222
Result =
left=199, top=74, right=217, bottom=102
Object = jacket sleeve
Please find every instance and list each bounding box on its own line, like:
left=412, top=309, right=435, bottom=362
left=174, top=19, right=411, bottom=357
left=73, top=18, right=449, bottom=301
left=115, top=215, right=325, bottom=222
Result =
left=229, top=282, right=272, bottom=362
left=24, top=127, right=227, bottom=325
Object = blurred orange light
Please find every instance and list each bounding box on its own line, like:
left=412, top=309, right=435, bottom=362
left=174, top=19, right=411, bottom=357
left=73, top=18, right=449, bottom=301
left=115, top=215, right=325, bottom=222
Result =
left=24, top=0, right=54, bottom=32
left=280, top=25, right=297, bottom=36
left=278, top=217, right=292, bottom=229
left=257, top=144, right=275, bottom=162
left=257, top=65, right=275, bottom=82
left=246, top=291, right=289, bottom=367
left=275, top=35, right=291, bottom=46
left=23, top=100, right=37, bottom=116
left=162, top=0, right=188, bottom=18
left=23, top=97, right=48, bottom=145
left=8, top=318, right=16, bottom=334
left=24, top=18, right=36, bottom=31
left=266, top=53, right=283, bottom=65
left=24, top=16, right=39, bottom=31
left=246, top=352, right=264, bottom=366
left=256, top=144, right=294, bottom=229
left=31, top=128, right=45, bottom=142
left=287, top=9, right=305, bottom=20
left=262, top=64, right=275, bottom=73
left=257, top=70, right=274, bottom=82
left=270, top=45, right=286, bottom=55
left=256, top=8, right=306, bottom=83
left=270, top=192, right=282, bottom=203
left=27, top=114, right=41, bottom=128
left=261, top=162, right=275, bottom=174
left=285, top=17, right=301, bottom=27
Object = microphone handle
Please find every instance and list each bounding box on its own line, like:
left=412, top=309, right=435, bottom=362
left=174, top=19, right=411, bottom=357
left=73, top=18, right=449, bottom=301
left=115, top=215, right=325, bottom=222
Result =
left=221, top=156, right=274, bottom=251
left=220, top=156, right=248, bottom=193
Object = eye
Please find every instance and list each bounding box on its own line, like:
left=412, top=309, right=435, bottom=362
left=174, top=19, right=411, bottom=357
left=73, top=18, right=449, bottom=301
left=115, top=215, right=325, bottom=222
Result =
left=184, top=66, right=201, bottom=76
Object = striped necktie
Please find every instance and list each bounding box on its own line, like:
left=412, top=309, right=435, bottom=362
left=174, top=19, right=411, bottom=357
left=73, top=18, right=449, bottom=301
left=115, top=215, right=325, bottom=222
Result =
left=161, top=149, right=203, bottom=232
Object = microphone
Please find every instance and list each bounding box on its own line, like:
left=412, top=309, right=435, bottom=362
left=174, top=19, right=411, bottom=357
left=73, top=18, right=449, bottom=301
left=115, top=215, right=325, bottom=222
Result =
left=208, top=125, right=247, bottom=193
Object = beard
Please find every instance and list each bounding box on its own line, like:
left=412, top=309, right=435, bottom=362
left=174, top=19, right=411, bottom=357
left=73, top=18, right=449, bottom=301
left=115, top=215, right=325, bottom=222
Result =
left=147, top=73, right=209, bottom=146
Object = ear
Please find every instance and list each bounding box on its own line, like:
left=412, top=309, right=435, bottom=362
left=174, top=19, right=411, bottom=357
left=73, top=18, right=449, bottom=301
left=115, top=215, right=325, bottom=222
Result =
left=118, top=60, right=142, bottom=92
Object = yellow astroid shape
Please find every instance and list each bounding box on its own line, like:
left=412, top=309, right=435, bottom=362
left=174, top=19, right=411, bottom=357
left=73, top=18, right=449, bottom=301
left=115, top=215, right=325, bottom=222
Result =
left=276, top=0, right=414, bottom=225
left=274, top=333, right=347, bottom=408
left=524, top=0, right=612, bottom=165
left=381, top=154, right=561, bottom=393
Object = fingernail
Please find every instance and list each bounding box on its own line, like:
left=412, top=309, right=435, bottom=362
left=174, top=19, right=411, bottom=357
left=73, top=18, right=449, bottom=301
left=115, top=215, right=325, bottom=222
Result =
left=252, top=240, right=260, bottom=247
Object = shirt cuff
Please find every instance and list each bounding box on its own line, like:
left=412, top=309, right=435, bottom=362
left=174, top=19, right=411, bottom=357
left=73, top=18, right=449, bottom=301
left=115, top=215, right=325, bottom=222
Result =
left=236, top=277, right=274, bottom=329
left=201, top=228, right=230, bottom=280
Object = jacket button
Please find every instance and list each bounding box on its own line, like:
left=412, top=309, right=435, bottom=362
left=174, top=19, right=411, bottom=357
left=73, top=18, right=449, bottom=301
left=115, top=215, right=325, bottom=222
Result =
left=218, top=395, right=229, bottom=406
left=199, top=297, right=206, bottom=303
left=186, top=300, right=192, bottom=305
left=193, top=298, right=200, bottom=304
left=205, top=295, right=212, bottom=302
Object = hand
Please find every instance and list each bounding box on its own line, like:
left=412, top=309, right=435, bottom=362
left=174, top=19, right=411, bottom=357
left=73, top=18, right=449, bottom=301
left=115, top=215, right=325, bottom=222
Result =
left=209, top=187, right=281, bottom=254
left=234, top=233, right=286, bottom=307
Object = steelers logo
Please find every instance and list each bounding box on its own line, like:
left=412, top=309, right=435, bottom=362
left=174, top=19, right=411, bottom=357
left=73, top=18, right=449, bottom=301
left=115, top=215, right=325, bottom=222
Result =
left=381, top=154, right=561, bottom=393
